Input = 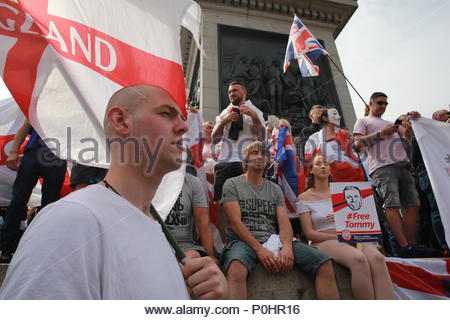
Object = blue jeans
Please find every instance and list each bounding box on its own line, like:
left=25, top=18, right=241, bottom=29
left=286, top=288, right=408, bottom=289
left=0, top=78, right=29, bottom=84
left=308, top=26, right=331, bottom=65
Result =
left=0, top=150, right=66, bottom=253
left=417, top=165, right=449, bottom=251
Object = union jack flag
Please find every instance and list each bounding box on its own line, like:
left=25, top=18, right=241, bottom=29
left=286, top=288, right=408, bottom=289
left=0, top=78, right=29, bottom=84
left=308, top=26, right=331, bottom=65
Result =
left=283, top=14, right=328, bottom=77
left=273, top=126, right=306, bottom=217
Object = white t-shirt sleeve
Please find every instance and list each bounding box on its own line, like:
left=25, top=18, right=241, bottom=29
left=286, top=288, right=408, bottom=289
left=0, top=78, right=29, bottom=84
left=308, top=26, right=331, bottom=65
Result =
left=0, top=201, right=103, bottom=299
left=189, top=175, right=207, bottom=208
left=296, top=200, right=310, bottom=215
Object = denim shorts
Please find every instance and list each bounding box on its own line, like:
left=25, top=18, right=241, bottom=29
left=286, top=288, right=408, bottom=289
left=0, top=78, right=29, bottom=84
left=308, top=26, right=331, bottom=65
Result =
left=370, top=162, right=420, bottom=209
left=221, top=239, right=331, bottom=278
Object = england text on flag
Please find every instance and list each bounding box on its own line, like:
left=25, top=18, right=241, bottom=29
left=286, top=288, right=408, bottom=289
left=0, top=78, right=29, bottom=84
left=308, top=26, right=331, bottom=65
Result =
left=283, top=14, right=328, bottom=77
left=0, top=0, right=202, bottom=219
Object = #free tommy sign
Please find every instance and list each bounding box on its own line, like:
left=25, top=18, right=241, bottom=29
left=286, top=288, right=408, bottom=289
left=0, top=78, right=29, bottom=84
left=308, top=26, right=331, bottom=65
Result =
left=330, top=181, right=383, bottom=243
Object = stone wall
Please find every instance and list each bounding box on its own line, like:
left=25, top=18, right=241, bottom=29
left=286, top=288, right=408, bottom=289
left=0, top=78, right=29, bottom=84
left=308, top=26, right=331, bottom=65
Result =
left=0, top=262, right=354, bottom=299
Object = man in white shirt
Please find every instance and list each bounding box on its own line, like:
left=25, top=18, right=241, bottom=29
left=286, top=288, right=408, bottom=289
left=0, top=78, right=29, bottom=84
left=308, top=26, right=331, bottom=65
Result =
left=212, top=81, right=265, bottom=242
left=0, top=84, right=227, bottom=299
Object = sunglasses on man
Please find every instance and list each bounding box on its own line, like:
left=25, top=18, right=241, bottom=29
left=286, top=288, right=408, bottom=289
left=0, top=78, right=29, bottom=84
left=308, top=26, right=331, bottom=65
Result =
left=375, top=101, right=389, bottom=106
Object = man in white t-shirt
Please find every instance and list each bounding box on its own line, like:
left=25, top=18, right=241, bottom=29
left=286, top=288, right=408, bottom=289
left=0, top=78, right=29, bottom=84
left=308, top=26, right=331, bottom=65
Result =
left=0, top=84, right=227, bottom=299
left=353, top=92, right=433, bottom=258
left=212, top=81, right=265, bottom=241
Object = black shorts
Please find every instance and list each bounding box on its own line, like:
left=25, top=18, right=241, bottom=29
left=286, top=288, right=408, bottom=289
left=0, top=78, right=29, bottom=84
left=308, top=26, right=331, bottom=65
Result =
left=70, top=163, right=108, bottom=188
left=213, top=161, right=243, bottom=201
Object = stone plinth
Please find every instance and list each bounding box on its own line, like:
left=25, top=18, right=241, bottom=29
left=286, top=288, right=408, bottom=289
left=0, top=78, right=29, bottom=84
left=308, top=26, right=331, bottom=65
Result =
left=1, top=262, right=354, bottom=299
left=0, top=263, right=7, bottom=289
left=247, top=263, right=353, bottom=299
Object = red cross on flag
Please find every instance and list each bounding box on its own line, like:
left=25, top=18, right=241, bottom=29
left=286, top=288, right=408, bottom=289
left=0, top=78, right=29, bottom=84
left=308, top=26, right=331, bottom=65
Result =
left=0, top=0, right=202, bottom=218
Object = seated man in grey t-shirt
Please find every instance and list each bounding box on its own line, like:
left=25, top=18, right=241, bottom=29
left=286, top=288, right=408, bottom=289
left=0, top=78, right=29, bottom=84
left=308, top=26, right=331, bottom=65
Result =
left=220, top=141, right=339, bottom=299
left=165, top=171, right=219, bottom=264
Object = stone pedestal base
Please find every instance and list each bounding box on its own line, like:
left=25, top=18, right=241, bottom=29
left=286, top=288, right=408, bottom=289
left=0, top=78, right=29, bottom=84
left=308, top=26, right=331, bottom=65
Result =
left=247, top=263, right=354, bottom=299
left=0, top=262, right=354, bottom=299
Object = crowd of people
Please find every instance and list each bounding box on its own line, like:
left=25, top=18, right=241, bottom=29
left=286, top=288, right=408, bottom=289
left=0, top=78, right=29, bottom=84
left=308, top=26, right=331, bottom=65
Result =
left=0, top=81, right=449, bottom=300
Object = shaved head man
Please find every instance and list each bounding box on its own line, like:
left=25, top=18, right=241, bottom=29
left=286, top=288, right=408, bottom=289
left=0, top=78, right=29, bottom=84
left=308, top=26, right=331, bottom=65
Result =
left=0, top=84, right=227, bottom=300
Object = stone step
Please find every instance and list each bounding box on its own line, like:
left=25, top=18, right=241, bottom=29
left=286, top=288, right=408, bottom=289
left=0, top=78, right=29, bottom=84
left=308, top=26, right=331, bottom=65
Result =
left=247, top=263, right=353, bottom=299
left=0, top=262, right=353, bottom=299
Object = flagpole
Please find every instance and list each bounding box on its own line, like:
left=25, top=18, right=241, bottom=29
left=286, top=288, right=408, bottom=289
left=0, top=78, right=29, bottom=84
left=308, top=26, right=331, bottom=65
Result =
left=327, top=56, right=368, bottom=107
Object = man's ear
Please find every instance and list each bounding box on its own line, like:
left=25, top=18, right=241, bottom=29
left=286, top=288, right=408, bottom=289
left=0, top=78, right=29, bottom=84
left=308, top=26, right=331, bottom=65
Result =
left=107, top=106, right=131, bottom=137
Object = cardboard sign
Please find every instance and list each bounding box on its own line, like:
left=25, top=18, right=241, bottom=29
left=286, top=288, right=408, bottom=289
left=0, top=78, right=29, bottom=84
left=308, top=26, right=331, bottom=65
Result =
left=330, top=181, right=382, bottom=243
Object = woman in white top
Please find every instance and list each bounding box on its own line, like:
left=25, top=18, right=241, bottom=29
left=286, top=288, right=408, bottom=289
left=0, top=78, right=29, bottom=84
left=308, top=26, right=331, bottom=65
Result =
left=296, top=154, right=393, bottom=299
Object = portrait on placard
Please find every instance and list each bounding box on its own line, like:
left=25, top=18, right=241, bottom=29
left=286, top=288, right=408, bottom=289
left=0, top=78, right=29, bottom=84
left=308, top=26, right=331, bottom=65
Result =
left=330, top=181, right=383, bottom=243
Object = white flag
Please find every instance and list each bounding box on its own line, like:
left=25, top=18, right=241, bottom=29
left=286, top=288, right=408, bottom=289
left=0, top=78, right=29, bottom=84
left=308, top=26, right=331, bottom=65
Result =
left=0, top=0, right=202, bottom=218
left=411, top=117, right=450, bottom=248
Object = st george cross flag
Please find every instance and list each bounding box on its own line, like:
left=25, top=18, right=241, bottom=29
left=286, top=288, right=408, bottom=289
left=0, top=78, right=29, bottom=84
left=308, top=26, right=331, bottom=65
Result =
left=0, top=0, right=202, bottom=218
left=411, top=117, right=450, bottom=248
left=283, top=14, right=328, bottom=77
left=304, top=128, right=365, bottom=182
left=386, top=257, right=450, bottom=300
left=273, top=126, right=306, bottom=217
left=185, top=108, right=207, bottom=193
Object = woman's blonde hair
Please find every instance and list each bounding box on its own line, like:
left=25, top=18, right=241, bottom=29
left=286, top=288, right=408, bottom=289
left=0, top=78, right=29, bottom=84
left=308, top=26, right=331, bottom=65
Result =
left=306, top=153, right=333, bottom=190
left=279, top=118, right=292, bottom=135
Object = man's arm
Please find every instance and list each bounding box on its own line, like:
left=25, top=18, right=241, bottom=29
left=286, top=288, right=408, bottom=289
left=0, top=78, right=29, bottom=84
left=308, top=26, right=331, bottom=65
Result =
left=240, top=105, right=263, bottom=140
left=6, top=119, right=32, bottom=171
left=223, top=201, right=279, bottom=273
left=353, top=125, right=399, bottom=151
left=276, top=205, right=294, bottom=273
left=192, top=206, right=219, bottom=265
left=299, top=212, right=338, bottom=243
left=212, top=112, right=237, bottom=140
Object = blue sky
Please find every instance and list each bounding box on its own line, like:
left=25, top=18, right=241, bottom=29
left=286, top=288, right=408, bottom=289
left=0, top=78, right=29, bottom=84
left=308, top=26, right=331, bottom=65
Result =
left=1, top=0, right=450, bottom=122
left=335, top=0, right=450, bottom=121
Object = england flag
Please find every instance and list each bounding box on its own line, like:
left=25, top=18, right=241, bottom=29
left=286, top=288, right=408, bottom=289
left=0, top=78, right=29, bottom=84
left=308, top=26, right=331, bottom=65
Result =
left=0, top=0, right=202, bottom=218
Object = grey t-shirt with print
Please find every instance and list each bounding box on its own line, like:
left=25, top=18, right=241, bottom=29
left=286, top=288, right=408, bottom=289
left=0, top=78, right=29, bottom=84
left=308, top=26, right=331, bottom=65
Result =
left=165, top=173, right=207, bottom=249
left=221, top=175, right=285, bottom=243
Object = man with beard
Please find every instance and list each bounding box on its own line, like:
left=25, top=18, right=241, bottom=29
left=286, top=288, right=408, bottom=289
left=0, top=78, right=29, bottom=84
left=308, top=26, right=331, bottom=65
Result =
left=212, top=81, right=265, bottom=242
left=221, top=141, right=339, bottom=299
